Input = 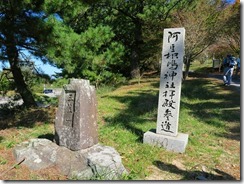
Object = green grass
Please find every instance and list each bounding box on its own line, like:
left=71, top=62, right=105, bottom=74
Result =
left=0, top=76, right=240, bottom=180
left=96, top=77, right=240, bottom=180
left=190, top=59, right=213, bottom=73
left=0, top=155, right=7, bottom=165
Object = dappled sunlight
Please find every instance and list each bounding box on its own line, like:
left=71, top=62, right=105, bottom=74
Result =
left=97, top=78, right=160, bottom=142
left=97, top=76, right=240, bottom=180
left=181, top=77, right=240, bottom=141
left=0, top=106, right=56, bottom=130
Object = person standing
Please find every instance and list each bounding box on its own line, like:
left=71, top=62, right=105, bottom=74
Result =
left=222, top=54, right=237, bottom=86
left=235, top=56, right=240, bottom=79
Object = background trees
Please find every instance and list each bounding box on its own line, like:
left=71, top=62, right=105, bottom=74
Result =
left=53, top=0, right=191, bottom=79
left=52, top=0, right=239, bottom=81
left=170, top=0, right=237, bottom=79
left=200, top=0, right=240, bottom=62
left=0, top=0, right=240, bottom=106
left=218, top=0, right=240, bottom=55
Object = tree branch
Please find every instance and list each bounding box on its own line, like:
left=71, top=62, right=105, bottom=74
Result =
left=0, top=158, right=25, bottom=177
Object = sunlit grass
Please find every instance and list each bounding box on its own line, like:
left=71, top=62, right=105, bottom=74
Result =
left=0, top=76, right=240, bottom=180
left=190, top=59, right=213, bottom=73
left=96, top=76, right=240, bottom=179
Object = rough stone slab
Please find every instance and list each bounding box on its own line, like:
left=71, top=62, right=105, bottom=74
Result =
left=55, top=79, right=98, bottom=151
left=80, top=144, right=127, bottom=180
left=55, top=146, right=92, bottom=177
left=13, top=139, right=59, bottom=170
left=13, top=138, right=127, bottom=180
left=143, top=129, right=188, bottom=153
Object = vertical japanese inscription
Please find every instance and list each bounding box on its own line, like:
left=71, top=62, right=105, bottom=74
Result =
left=64, top=90, right=76, bottom=127
left=156, top=28, right=185, bottom=136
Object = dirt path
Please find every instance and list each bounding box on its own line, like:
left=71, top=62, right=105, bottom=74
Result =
left=207, top=73, right=240, bottom=91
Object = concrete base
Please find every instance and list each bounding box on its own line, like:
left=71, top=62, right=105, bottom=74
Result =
left=143, top=129, right=188, bottom=153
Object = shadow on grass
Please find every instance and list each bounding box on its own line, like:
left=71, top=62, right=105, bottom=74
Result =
left=104, top=82, right=159, bottom=143
left=103, top=77, right=240, bottom=142
left=192, top=66, right=214, bottom=75
left=153, top=160, right=236, bottom=180
left=181, top=78, right=240, bottom=141
left=0, top=106, right=54, bottom=130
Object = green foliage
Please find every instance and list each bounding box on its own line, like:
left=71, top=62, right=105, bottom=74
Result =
left=45, top=15, right=125, bottom=86
left=0, top=72, right=15, bottom=96
left=0, top=0, right=53, bottom=58
left=49, top=0, right=189, bottom=79
left=34, top=94, right=58, bottom=106
left=21, top=66, right=50, bottom=92
left=52, top=78, right=69, bottom=88
left=0, top=0, right=57, bottom=106
left=0, top=0, right=240, bottom=99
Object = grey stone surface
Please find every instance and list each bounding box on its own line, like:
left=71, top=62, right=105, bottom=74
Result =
left=143, top=129, right=188, bottom=153
left=55, top=146, right=91, bottom=177
left=13, top=139, right=59, bottom=170
left=143, top=28, right=188, bottom=153
left=156, top=28, right=185, bottom=136
left=13, top=138, right=127, bottom=180
left=81, top=144, right=127, bottom=180
left=55, top=79, right=98, bottom=151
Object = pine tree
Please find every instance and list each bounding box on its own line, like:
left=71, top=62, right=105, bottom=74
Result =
left=58, top=0, right=188, bottom=79
left=0, top=0, right=53, bottom=107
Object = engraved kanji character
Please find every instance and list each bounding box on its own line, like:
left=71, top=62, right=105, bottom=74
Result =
left=169, top=71, right=177, bottom=80
left=167, top=60, right=178, bottom=70
left=164, top=109, right=173, bottom=120
left=169, top=90, right=176, bottom=99
left=161, top=121, right=173, bottom=133
left=168, top=31, right=181, bottom=43
left=162, top=99, right=176, bottom=109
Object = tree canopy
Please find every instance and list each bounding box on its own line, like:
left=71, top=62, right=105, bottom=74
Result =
left=0, top=0, right=240, bottom=106
left=58, top=0, right=191, bottom=78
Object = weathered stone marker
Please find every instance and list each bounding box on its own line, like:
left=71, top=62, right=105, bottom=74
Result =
left=143, top=28, right=189, bottom=153
left=55, top=79, right=98, bottom=151
left=13, top=79, right=127, bottom=179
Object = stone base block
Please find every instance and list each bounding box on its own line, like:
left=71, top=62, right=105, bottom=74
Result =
left=13, top=138, right=127, bottom=180
left=143, top=129, right=188, bottom=153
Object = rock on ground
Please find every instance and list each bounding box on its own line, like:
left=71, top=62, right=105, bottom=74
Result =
left=13, top=138, right=127, bottom=180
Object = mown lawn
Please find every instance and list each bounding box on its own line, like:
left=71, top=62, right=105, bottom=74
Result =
left=97, top=76, right=240, bottom=180
left=0, top=75, right=240, bottom=180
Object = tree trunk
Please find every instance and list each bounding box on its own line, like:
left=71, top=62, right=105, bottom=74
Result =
left=11, top=64, right=37, bottom=107
left=130, top=3, right=143, bottom=79
left=130, top=48, right=141, bottom=78
left=183, top=56, right=191, bottom=80
left=5, top=35, right=37, bottom=107
left=130, top=22, right=142, bottom=78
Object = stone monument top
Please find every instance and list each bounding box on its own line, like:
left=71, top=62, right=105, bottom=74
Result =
left=55, top=79, right=98, bottom=151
